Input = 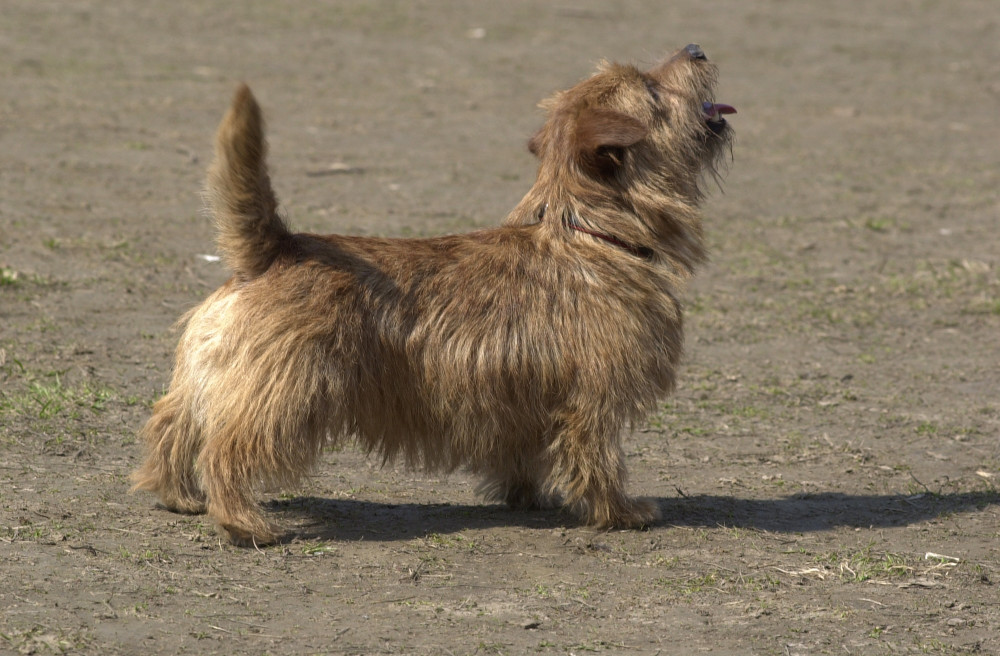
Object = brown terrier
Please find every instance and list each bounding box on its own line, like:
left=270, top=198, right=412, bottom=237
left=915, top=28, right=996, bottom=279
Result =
left=132, top=44, right=734, bottom=546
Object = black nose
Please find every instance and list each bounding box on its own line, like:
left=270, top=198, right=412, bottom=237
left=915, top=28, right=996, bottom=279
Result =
left=685, top=44, right=707, bottom=60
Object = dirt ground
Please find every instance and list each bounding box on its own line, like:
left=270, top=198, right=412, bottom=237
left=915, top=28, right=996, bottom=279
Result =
left=2, top=1, right=998, bottom=654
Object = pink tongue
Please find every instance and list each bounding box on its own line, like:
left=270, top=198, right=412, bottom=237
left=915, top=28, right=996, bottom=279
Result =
left=704, top=102, right=736, bottom=116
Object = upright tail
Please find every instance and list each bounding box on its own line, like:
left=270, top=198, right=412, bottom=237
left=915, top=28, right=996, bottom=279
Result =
left=205, top=84, right=291, bottom=280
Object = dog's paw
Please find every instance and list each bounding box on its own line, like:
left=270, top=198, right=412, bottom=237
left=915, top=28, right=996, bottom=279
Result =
left=505, top=487, right=561, bottom=511
left=477, top=477, right=559, bottom=511
left=220, top=522, right=282, bottom=548
left=587, top=496, right=662, bottom=530
left=158, top=495, right=207, bottom=515
left=611, top=497, right=661, bottom=529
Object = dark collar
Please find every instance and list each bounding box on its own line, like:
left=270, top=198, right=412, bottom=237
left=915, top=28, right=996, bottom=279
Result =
left=539, top=204, right=654, bottom=260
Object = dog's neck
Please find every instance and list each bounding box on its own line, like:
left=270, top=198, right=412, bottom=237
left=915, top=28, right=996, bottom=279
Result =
left=504, top=182, right=706, bottom=275
left=537, top=204, right=654, bottom=261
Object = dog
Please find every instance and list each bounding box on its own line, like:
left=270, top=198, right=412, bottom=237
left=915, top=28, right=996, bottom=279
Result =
left=131, top=44, right=734, bottom=546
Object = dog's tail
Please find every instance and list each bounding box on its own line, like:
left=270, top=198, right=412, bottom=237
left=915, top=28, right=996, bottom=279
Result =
left=205, top=84, right=291, bottom=280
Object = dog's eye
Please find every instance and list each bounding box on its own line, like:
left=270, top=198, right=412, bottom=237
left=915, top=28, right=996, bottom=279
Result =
left=643, top=78, right=661, bottom=103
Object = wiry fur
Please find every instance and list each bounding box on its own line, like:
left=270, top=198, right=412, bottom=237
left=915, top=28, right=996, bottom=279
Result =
left=131, top=46, right=733, bottom=546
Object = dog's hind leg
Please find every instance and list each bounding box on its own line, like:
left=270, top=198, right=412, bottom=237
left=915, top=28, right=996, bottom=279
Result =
left=197, top=427, right=282, bottom=547
left=131, top=390, right=207, bottom=515
left=195, top=345, right=332, bottom=546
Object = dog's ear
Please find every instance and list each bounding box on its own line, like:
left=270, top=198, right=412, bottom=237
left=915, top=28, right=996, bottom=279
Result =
left=527, top=127, right=544, bottom=157
left=574, top=107, right=648, bottom=176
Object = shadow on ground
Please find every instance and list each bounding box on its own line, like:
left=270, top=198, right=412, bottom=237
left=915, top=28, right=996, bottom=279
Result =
left=271, top=489, right=1000, bottom=542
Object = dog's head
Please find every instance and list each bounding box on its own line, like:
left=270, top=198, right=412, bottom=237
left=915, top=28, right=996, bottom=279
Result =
left=528, top=44, right=734, bottom=202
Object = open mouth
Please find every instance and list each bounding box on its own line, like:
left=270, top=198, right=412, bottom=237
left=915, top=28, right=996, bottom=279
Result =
left=703, top=101, right=736, bottom=134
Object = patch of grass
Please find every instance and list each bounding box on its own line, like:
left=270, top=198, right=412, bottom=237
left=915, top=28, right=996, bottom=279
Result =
left=1, top=375, right=116, bottom=420
left=0, top=270, right=63, bottom=298
left=963, top=297, right=1000, bottom=315
left=818, top=543, right=914, bottom=582
left=424, top=532, right=477, bottom=551
left=656, top=569, right=780, bottom=596
left=136, top=548, right=168, bottom=563
left=657, top=572, right=719, bottom=596
left=644, top=414, right=666, bottom=431
left=1, top=266, right=20, bottom=286
left=123, top=394, right=148, bottom=407
left=568, top=641, right=625, bottom=653
left=0, top=625, right=93, bottom=653
left=732, top=404, right=770, bottom=419
left=695, top=399, right=771, bottom=421
left=2, top=522, right=51, bottom=542
left=301, top=541, right=337, bottom=555
left=113, top=547, right=170, bottom=567
left=0, top=358, right=125, bottom=428
left=864, top=216, right=893, bottom=232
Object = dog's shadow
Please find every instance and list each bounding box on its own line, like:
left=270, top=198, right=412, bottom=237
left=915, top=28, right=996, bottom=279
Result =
left=269, top=490, right=1000, bottom=543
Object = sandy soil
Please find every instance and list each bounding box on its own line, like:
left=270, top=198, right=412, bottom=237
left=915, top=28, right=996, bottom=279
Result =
left=2, top=1, right=998, bottom=654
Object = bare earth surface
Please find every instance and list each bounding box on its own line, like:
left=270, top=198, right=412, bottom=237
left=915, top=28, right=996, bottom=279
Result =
left=2, top=2, right=999, bottom=654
